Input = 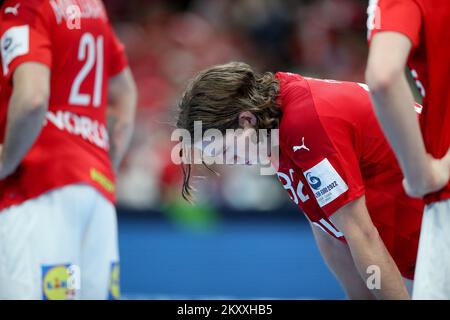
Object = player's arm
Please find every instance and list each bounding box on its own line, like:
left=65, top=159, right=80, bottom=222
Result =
left=0, top=62, right=50, bottom=179
left=329, top=195, right=409, bottom=300
left=366, top=32, right=450, bottom=197
left=107, top=67, right=137, bottom=171
left=311, top=223, right=375, bottom=299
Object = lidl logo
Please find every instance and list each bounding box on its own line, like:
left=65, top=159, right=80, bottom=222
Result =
left=42, top=264, right=80, bottom=300
left=108, top=262, right=120, bottom=300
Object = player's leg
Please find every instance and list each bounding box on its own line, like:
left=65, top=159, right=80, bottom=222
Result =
left=412, top=199, right=450, bottom=299
left=311, top=224, right=376, bottom=299
left=80, top=188, right=119, bottom=300
left=0, top=185, right=87, bottom=299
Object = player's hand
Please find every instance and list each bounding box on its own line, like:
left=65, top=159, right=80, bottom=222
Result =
left=403, top=149, right=450, bottom=198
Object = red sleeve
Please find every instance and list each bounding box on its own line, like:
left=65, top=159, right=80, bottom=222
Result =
left=305, top=118, right=366, bottom=217
left=285, top=106, right=365, bottom=218
left=108, top=24, right=128, bottom=77
left=367, top=0, right=422, bottom=48
left=0, top=1, right=51, bottom=82
left=292, top=147, right=365, bottom=218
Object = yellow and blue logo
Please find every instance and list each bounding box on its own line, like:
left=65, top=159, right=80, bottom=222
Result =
left=42, top=264, right=78, bottom=300
left=108, top=262, right=120, bottom=300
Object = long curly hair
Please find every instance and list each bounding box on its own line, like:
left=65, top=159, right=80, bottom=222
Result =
left=176, top=62, right=281, bottom=202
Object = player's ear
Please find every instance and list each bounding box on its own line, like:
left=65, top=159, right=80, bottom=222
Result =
left=238, top=111, right=257, bottom=128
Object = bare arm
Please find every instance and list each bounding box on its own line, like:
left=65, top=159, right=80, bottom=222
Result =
left=0, top=62, right=50, bottom=179
left=107, top=67, right=137, bottom=171
left=366, top=32, right=450, bottom=197
left=329, top=196, right=409, bottom=300
left=311, top=224, right=375, bottom=299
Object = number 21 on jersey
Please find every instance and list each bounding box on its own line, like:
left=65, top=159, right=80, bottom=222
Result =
left=69, top=33, right=104, bottom=107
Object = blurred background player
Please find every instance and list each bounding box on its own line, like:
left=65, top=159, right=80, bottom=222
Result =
left=0, top=0, right=137, bottom=299
left=366, top=0, right=450, bottom=299
left=176, top=62, right=424, bottom=299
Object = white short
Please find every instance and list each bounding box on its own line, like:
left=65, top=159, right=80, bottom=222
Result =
left=413, top=198, right=450, bottom=299
left=0, top=184, right=119, bottom=300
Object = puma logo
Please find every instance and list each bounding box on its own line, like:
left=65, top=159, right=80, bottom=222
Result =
left=5, top=3, right=20, bottom=16
left=293, top=137, right=310, bottom=152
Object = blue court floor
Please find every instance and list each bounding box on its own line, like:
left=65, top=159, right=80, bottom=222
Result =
left=118, top=217, right=345, bottom=299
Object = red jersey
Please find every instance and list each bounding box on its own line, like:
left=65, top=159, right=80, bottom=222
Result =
left=367, top=0, right=450, bottom=204
left=0, top=0, right=128, bottom=209
left=275, top=72, right=424, bottom=279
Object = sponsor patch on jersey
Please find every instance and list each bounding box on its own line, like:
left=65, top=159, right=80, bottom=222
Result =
left=304, top=158, right=348, bottom=207
left=108, top=262, right=120, bottom=300
left=42, top=264, right=79, bottom=300
left=1, top=25, right=29, bottom=75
